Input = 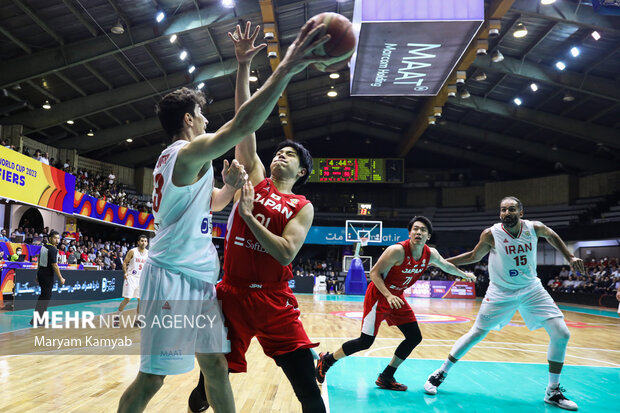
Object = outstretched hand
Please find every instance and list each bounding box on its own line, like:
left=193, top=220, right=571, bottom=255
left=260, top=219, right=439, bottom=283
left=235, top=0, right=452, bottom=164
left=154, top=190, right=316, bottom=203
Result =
left=569, top=256, right=585, bottom=275
left=460, top=272, right=476, bottom=282
left=222, top=159, right=247, bottom=190
left=228, top=21, right=267, bottom=65
left=238, top=181, right=255, bottom=220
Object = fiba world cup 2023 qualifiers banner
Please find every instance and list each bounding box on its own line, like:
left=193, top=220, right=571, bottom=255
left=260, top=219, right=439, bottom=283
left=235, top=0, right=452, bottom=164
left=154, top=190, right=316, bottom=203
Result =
left=0, top=146, right=75, bottom=213
left=350, top=0, right=484, bottom=96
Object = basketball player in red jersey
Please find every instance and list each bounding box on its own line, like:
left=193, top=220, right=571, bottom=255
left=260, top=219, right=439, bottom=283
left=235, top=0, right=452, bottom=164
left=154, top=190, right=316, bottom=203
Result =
left=188, top=23, right=324, bottom=413
left=315, top=217, right=476, bottom=391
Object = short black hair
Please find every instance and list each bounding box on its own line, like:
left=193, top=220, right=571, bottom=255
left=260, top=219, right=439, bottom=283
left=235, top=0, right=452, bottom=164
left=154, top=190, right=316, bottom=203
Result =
left=274, top=140, right=313, bottom=187
left=407, top=216, right=433, bottom=236
left=501, top=196, right=523, bottom=211
left=138, top=235, right=148, bottom=241
left=49, top=230, right=59, bottom=238
left=156, top=87, right=207, bottom=138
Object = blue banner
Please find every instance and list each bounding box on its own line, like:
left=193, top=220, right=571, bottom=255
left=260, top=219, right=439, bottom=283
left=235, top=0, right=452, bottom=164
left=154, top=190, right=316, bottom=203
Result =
left=305, top=226, right=409, bottom=245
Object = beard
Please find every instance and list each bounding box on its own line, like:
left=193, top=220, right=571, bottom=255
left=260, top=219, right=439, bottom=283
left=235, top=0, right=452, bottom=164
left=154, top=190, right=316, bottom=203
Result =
left=502, top=215, right=518, bottom=227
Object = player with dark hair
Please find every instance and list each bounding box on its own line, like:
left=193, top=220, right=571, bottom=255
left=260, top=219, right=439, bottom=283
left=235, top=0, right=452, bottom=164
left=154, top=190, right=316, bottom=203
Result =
left=316, top=217, right=475, bottom=391
left=116, top=235, right=149, bottom=323
left=118, top=19, right=347, bottom=413
left=187, top=22, right=324, bottom=413
left=424, top=196, right=584, bottom=411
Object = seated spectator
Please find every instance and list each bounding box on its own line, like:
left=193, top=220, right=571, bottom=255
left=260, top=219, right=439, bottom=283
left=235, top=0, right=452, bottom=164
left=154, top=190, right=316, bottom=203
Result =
left=40, top=152, right=50, bottom=165
left=67, top=247, right=78, bottom=264
left=0, top=228, right=9, bottom=242
left=33, top=149, right=42, bottom=162
left=558, top=267, right=569, bottom=279
left=559, top=276, right=575, bottom=293
left=548, top=276, right=562, bottom=291
left=10, top=247, right=22, bottom=261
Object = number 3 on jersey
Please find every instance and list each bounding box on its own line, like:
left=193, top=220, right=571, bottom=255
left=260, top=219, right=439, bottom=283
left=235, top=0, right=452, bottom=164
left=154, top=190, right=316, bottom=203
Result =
left=153, top=173, right=164, bottom=212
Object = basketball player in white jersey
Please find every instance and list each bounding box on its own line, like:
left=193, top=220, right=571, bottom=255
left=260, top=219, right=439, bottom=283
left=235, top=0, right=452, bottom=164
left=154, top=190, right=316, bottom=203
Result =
left=117, top=20, right=350, bottom=413
left=424, top=196, right=585, bottom=411
left=117, top=235, right=149, bottom=320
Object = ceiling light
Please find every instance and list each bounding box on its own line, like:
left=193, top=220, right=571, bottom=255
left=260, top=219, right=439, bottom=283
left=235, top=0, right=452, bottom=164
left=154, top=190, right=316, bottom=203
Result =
left=488, top=20, right=501, bottom=37
left=42, top=100, right=51, bottom=110
left=111, top=19, right=124, bottom=35
left=268, top=51, right=277, bottom=59
left=591, top=31, right=601, bottom=41
left=264, top=31, right=275, bottom=40
left=447, top=84, right=457, bottom=97
left=66, top=120, right=74, bottom=125
left=433, top=106, right=442, bottom=117
left=249, top=71, right=258, bottom=82
left=179, top=50, right=188, bottom=60
left=327, top=86, right=337, bottom=97
left=530, top=83, right=538, bottom=92
left=551, top=145, right=558, bottom=151
left=197, top=82, right=205, bottom=89
left=460, top=89, right=471, bottom=99
left=170, top=34, right=177, bottom=43
left=188, top=65, right=196, bottom=74
left=555, top=61, right=566, bottom=70
left=156, top=11, right=165, bottom=23
left=456, top=70, right=466, bottom=84
left=513, top=22, right=527, bottom=38
left=474, top=72, right=487, bottom=81
left=491, top=50, right=504, bottom=62
left=126, top=138, right=133, bottom=143
left=329, top=72, right=340, bottom=79
left=427, top=116, right=436, bottom=125
left=87, top=129, right=94, bottom=136
left=513, top=97, right=522, bottom=106
left=476, top=39, right=488, bottom=55
left=541, top=0, right=556, bottom=4
left=563, top=92, right=575, bottom=102
left=281, top=119, right=288, bottom=125
left=222, top=0, right=236, bottom=8
left=365, top=137, right=371, bottom=144
left=570, top=47, right=580, bottom=57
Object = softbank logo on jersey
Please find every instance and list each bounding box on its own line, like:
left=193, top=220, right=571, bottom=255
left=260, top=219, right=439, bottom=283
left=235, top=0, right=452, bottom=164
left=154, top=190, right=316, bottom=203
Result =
left=254, top=193, right=293, bottom=219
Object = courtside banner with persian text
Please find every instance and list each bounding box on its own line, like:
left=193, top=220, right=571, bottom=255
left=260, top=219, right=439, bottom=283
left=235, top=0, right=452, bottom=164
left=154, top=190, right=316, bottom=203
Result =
left=0, top=146, right=75, bottom=213
left=350, top=0, right=484, bottom=96
left=74, top=192, right=155, bottom=231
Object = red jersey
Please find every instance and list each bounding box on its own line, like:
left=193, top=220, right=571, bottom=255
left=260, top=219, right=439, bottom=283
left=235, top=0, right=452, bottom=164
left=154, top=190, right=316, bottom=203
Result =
left=383, top=241, right=431, bottom=292
left=223, top=178, right=311, bottom=283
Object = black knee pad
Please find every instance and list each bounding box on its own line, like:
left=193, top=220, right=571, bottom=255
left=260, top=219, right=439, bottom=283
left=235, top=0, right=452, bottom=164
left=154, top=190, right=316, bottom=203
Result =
left=342, top=333, right=375, bottom=356
left=394, top=322, right=423, bottom=360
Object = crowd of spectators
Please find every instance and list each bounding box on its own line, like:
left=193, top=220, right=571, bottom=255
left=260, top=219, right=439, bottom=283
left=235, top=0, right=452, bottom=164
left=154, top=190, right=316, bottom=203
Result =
left=1, top=225, right=141, bottom=271
left=2, top=141, right=152, bottom=213
left=547, top=258, right=619, bottom=296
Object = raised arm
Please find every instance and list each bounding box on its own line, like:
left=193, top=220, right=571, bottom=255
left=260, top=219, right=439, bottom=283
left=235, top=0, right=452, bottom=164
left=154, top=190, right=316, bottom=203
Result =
left=447, top=228, right=494, bottom=266
left=237, top=181, right=313, bottom=265
left=211, top=159, right=247, bottom=211
left=534, top=221, right=585, bottom=275
left=231, top=22, right=267, bottom=185
left=175, top=21, right=344, bottom=184
left=369, top=244, right=406, bottom=309
left=429, top=248, right=476, bottom=281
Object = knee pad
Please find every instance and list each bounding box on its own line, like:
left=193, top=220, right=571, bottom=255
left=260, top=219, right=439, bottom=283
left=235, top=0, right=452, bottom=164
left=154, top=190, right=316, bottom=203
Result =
left=342, top=334, right=375, bottom=356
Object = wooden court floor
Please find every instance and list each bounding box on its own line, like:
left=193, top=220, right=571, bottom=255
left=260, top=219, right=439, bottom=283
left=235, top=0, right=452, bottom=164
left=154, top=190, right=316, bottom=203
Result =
left=1, top=294, right=619, bottom=412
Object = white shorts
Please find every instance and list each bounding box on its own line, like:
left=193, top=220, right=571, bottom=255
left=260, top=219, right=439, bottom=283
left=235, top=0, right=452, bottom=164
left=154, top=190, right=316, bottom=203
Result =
left=122, top=275, right=140, bottom=299
left=474, top=280, right=564, bottom=331
left=139, top=262, right=230, bottom=376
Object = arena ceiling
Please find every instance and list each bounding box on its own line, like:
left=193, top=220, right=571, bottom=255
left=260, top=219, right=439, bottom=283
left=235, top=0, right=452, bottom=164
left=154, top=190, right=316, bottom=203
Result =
left=0, top=0, right=619, bottom=180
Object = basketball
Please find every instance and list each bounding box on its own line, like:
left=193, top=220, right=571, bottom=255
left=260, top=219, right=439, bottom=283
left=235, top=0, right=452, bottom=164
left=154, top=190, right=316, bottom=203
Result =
left=308, top=12, right=356, bottom=72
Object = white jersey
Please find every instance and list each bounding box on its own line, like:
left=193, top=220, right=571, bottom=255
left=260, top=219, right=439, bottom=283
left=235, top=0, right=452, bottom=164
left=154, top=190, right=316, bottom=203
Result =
left=127, top=247, right=148, bottom=278
left=488, top=219, right=539, bottom=289
left=147, top=140, right=219, bottom=283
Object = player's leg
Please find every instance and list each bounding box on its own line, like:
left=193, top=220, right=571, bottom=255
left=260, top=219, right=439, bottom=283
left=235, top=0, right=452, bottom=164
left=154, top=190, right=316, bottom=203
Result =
left=375, top=321, right=422, bottom=391
left=275, top=348, right=326, bottom=413
left=31, top=273, right=53, bottom=324
left=317, top=287, right=381, bottom=382
left=117, top=297, right=131, bottom=312
left=196, top=353, right=235, bottom=413
left=519, top=283, right=577, bottom=410
left=425, top=283, right=518, bottom=395
left=117, top=372, right=165, bottom=413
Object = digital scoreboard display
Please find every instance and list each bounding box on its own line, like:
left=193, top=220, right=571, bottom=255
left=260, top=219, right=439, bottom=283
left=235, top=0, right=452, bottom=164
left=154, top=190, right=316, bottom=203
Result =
left=358, top=203, right=372, bottom=216
left=307, top=158, right=403, bottom=183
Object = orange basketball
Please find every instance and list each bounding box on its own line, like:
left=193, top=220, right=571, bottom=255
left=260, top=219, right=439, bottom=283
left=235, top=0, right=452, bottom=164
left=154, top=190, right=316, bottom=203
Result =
left=309, top=12, right=356, bottom=72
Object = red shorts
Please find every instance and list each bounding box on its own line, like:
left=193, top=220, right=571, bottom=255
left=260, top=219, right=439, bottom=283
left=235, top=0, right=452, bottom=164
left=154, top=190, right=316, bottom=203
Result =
left=216, top=281, right=318, bottom=373
left=361, top=282, right=417, bottom=336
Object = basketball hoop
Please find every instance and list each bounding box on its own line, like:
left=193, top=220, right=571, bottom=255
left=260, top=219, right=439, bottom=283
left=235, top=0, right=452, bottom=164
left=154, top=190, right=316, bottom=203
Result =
left=359, top=237, right=368, bottom=247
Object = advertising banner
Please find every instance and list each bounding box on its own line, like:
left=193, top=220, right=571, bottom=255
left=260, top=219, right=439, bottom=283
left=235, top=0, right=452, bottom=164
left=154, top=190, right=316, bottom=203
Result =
left=350, top=0, right=484, bottom=96
left=406, top=280, right=475, bottom=299
left=1, top=261, right=83, bottom=294
left=305, top=226, right=409, bottom=245
left=74, top=191, right=155, bottom=231
left=0, top=146, right=75, bottom=213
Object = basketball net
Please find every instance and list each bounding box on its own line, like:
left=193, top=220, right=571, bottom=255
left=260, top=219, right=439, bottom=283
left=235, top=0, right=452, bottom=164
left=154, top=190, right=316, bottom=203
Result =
left=354, top=236, right=368, bottom=258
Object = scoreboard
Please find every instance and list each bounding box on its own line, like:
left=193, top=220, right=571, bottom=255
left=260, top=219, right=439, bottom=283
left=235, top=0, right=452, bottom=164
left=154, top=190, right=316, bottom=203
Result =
left=307, top=158, right=403, bottom=183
